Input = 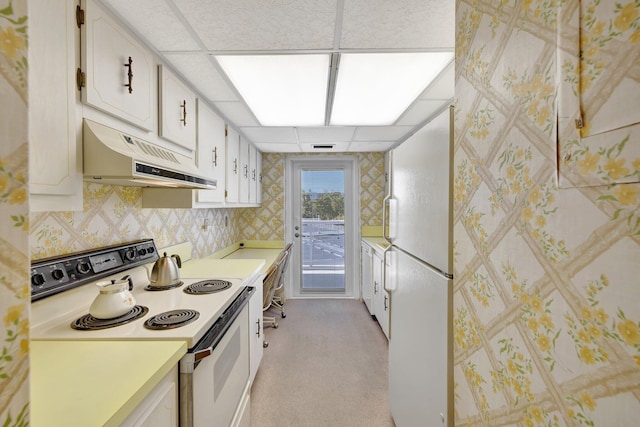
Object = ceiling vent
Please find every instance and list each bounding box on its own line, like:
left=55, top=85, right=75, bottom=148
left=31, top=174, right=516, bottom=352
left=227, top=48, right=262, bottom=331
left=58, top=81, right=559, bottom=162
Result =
left=312, top=144, right=335, bottom=150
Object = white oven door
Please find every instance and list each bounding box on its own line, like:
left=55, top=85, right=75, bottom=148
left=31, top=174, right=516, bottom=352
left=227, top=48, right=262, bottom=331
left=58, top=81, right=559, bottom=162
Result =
left=191, top=305, right=250, bottom=427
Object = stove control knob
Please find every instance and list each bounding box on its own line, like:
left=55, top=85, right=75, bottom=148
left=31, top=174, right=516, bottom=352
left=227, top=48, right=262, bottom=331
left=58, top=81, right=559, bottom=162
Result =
left=31, top=273, right=46, bottom=287
left=124, top=248, right=136, bottom=261
left=146, top=246, right=155, bottom=254
left=139, top=248, right=147, bottom=256
left=76, top=261, right=91, bottom=274
left=51, top=268, right=65, bottom=281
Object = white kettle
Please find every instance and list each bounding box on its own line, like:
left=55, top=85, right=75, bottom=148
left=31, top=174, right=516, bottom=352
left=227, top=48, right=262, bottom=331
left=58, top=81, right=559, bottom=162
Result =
left=89, top=276, right=136, bottom=319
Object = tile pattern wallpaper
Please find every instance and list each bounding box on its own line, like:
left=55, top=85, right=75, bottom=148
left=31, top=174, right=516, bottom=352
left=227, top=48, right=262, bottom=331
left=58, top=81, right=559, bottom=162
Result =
left=0, top=0, right=29, bottom=424
left=239, top=152, right=386, bottom=241
left=30, top=184, right=241, bottom=259
left=454, top=1, right=640, bottom=426
left=31, top=152, right=385, bottom=258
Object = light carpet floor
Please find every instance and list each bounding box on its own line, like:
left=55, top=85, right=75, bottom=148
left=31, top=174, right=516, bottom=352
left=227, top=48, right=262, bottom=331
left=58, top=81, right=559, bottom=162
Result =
left=249, top=299, right=395, bottom=427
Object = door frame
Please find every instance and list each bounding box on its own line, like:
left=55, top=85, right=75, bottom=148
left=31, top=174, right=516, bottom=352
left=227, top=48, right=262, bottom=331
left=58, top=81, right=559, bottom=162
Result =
left=285, top=155, right=360, bottom=299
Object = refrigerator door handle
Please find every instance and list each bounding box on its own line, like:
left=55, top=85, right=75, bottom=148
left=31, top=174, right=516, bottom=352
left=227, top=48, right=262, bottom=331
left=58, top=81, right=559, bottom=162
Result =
left=383, top=248, right=396, bottom=293
left=384, top=197, right=398, bottom=241
left=383, top=193, right=391, bottom=241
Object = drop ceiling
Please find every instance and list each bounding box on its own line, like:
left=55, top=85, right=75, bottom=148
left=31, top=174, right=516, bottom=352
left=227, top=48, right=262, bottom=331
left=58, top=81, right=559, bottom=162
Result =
left=100, top=0, right=455, bottom=153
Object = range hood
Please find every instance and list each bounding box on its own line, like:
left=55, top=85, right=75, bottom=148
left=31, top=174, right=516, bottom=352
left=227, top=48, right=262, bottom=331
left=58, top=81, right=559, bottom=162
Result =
left=83, top=119, right=216, bottom=189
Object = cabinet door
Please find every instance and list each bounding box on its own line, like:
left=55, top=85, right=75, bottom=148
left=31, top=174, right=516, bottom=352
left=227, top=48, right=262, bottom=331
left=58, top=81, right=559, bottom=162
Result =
left=249, top=144, right=257, bottom=203
left=29, top=0, right=83, bottom=211
left=195, top=101, right=226, bottom=203
left=239, top=137, right=250, bottom=204
left=226, top=127, right=240, bottom=203
left=361, top=243, right=374, bottom=315
left=256, top=149, right=263, bottom=204
left=158, top=65, right=196, bottom=150
left=248, top=282, right=264, bottom=385
left=81, top=0, right=155, bottom=131
left=374, top=252, right=389, bottom=339
left=121, top=366, right=178, bottom=427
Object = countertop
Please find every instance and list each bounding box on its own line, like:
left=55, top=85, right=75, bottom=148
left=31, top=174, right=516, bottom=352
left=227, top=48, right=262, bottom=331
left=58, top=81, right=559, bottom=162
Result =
left=180, top=258, right=266, bottom=279
left=362, top=236, right=390, bottom=254
left=31, top=340, right=186, bottom=427
left=221, top=248, right=282, bottom=274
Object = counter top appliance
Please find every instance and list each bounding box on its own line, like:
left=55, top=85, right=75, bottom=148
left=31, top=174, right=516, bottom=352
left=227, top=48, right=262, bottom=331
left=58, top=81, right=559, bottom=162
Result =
left=31, top=239, right=255, bottom=427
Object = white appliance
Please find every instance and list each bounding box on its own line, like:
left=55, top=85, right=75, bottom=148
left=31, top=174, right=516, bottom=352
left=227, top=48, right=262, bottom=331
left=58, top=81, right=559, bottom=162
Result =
left=30, top=240, right=255, bottom=427
left=384, top=106, right=454, bottom=426
left=83, top=119, right=217, bottom=190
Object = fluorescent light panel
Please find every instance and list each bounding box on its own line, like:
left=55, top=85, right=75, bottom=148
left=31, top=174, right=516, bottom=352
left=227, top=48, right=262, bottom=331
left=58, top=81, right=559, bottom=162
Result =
left=216, top=54, right=329, bottom=126
left=330, top=52, right=454, bottom=126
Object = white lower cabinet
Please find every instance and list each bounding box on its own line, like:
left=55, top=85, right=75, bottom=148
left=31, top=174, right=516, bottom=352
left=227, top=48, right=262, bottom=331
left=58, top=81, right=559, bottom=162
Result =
left=248, top=279, right=264, bottom=385
left=361, top=243, right=374, bottom=315
left=121, top=366, right=178, bottom=427
left=373, top=250, right=390, bottom=339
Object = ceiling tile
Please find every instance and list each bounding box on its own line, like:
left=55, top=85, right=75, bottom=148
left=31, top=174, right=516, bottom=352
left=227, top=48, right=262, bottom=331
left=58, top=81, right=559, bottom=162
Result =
left=213, top=102, right=259, bottom=127
left=395, top=100, right=448, bottom=126
left=420, top=61, right=455, bottom=100
left=102, top=0, right=200, bottom=51
left=254, top=142, right=301, bottom=153
left=297, top=127, right=356, bottom=143
left=240, top=127, right=298, bottom=143
left=163, top=54, right=239, bottom=102
left=340, top=0, right=454, bottom=49
left=348, top=141, right=395, bottom=152
left=173, top=0, right=337, bottom=50
left=353, top=126, right=414, bottom=141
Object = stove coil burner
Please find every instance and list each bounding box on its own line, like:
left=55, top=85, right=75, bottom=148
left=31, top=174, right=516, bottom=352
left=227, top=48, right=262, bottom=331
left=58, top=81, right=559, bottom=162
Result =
left=71, top=305, right=149, bottom=330
left=183, top=280, right=232, bottom=295
left=144, top=281, right=184, bottom=291
left=143, top=309, right=200, bottom=330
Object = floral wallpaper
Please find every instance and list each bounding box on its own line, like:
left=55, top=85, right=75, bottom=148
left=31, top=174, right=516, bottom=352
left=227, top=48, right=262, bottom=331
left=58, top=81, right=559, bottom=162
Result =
left=30, top=183, right=242, bottom=259
left=0, top=0, right=29, bottom=424
left=30, top=152, right=385, bottom=258
left=454, top=1, right=640, bottom=426
left=239, top=151, right=387, bottom=241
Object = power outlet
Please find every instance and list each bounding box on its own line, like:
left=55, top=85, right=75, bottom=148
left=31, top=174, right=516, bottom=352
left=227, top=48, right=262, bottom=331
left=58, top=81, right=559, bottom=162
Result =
left=202, top=218, right=210, bottom=231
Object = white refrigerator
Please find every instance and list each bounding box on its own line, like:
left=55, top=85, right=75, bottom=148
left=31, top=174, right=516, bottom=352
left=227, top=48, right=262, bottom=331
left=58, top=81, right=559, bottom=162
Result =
left=384, top=106, right=454, bottom=426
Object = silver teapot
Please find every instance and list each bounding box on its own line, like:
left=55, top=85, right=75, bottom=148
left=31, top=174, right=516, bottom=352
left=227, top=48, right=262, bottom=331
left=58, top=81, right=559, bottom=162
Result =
left=150, top=252, right=182, bottom=287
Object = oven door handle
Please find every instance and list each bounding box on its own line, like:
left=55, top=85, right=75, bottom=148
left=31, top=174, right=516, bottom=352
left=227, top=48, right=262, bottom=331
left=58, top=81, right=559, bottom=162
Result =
left=193, top=347, right=213, bottom=362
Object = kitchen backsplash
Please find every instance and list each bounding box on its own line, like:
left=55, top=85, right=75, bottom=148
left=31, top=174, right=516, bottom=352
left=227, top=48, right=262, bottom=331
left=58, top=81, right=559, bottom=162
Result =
left=0, top=0, right=29, bottom=424
left=30, top=151, right=386, bottom=259
left=454, top=0, right=640, bottom=425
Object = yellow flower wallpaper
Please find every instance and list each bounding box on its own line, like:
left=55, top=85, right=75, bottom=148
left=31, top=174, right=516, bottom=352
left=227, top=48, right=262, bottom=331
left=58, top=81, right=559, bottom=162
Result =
left=455, top=0, right=640, bottom=425
left=0, top=0, right=29, bottom=424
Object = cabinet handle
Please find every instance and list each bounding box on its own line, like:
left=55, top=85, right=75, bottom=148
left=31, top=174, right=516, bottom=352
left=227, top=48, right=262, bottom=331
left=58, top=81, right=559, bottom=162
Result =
left=180, top=100, right=187, bottom=126
left=374, top=281, right=378, bottom=293
left=252, top=169, right=256, bottom=181
left=233, top=158, right=238, bottom=174
left=244, top=164, right=248, bottom=179
left=259, top=173, right=263, bottom=183
left=256, top=319, right=261, bottom=338
left=124, top=56, right=133, bottom=94
left=212, top=147, right=218, bottom=167
left=384, top=294, right=388, bottom=311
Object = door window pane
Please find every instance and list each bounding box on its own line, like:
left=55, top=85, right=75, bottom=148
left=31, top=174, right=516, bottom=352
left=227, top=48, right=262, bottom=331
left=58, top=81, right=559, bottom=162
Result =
left=301, top=169, right=345, bottom=291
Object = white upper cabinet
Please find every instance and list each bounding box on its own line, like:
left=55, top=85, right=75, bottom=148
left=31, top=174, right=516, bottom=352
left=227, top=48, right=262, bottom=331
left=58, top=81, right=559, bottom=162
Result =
left=256, top=148, right=263, bottom=204
left=225, top=126, right=240, bottom=203
left=196, top=100, right=226, bottom=203
left=81, top=0, right=155, bottom=131
left=158, top=65, right=197, bottom=151
left=239, top=136, right=250, bottom=204
left=29, top=0, right=83, bottom=212
left=249, top=144, right=257, bottom=203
